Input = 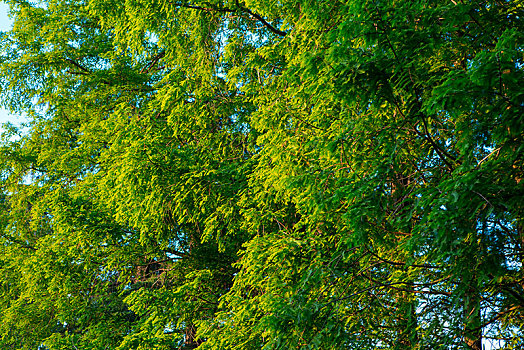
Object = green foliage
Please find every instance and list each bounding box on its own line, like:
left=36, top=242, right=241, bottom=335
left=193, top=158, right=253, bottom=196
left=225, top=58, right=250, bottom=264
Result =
left=0, top=0, right=523, bottom=349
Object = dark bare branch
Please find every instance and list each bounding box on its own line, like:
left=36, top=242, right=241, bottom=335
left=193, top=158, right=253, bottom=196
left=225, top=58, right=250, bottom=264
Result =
left=174, top=1, right=287, bottom=37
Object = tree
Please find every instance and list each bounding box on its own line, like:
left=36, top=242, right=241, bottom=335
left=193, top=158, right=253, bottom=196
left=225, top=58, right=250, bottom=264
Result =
left=1, top=0, right=523, bottom=349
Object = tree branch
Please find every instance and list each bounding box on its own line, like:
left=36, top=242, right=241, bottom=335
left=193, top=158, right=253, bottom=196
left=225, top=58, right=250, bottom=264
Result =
left=0, top=233, right=37, bottom=251
left=140, top=51, right=166, bottom=74
left=174, top=1, right=287, bottom=37
left=367, top=248, right=442, bottom=269
left=242, top=6, right=287, bottom=36
left=64, top=58, right=91, bottom=73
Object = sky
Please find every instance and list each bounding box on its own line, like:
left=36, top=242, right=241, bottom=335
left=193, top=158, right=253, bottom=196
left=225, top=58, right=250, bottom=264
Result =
left=0, top=2, right=26, bottom=129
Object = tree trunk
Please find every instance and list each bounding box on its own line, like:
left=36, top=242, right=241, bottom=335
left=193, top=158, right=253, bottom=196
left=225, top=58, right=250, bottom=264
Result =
left=464, top=281, right=482, bottom=350
left=182, top=322, right=200, bottom=349
left=463, top=231, right=482, bottom=350
left=391, top=172, right=419, bottom=349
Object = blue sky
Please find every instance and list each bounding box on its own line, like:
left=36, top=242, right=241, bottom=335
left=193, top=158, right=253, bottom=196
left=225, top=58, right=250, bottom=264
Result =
left=1, top=2, right=26, bottom=128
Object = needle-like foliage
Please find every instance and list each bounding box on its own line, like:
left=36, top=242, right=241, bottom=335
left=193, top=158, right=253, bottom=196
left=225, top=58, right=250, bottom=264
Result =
left=0, top=0, right=523, bottom=349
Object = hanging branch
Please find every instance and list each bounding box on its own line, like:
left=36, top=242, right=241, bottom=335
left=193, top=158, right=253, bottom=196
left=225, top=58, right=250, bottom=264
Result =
left=174, top=1, right=287, bottom=37
left=242, top=6, right=287, bottom=36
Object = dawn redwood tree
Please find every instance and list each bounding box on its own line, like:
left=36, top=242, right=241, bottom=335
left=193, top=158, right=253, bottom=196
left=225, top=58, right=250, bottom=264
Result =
left=1, top=0, right=249, bottom=348
left=1, top=0, right=523, bottom=349
left=198, top=1, right=524, bottom=349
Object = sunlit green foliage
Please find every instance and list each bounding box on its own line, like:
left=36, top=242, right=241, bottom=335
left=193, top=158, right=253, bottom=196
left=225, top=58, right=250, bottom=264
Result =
left=1, top=0, right=523, bottom=349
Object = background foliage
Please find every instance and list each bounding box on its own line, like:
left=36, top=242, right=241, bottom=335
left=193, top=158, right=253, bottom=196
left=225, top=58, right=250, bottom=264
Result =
left=0, top=0, right=523, bottom=349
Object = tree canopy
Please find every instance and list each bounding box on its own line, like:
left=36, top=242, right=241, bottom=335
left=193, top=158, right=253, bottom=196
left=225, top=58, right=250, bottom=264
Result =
left=0, top=0, right=523, bottom=349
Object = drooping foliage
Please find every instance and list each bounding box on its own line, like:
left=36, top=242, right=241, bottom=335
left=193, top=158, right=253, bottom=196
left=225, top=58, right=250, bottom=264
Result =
left=0, top=0, right=523, bottom=349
